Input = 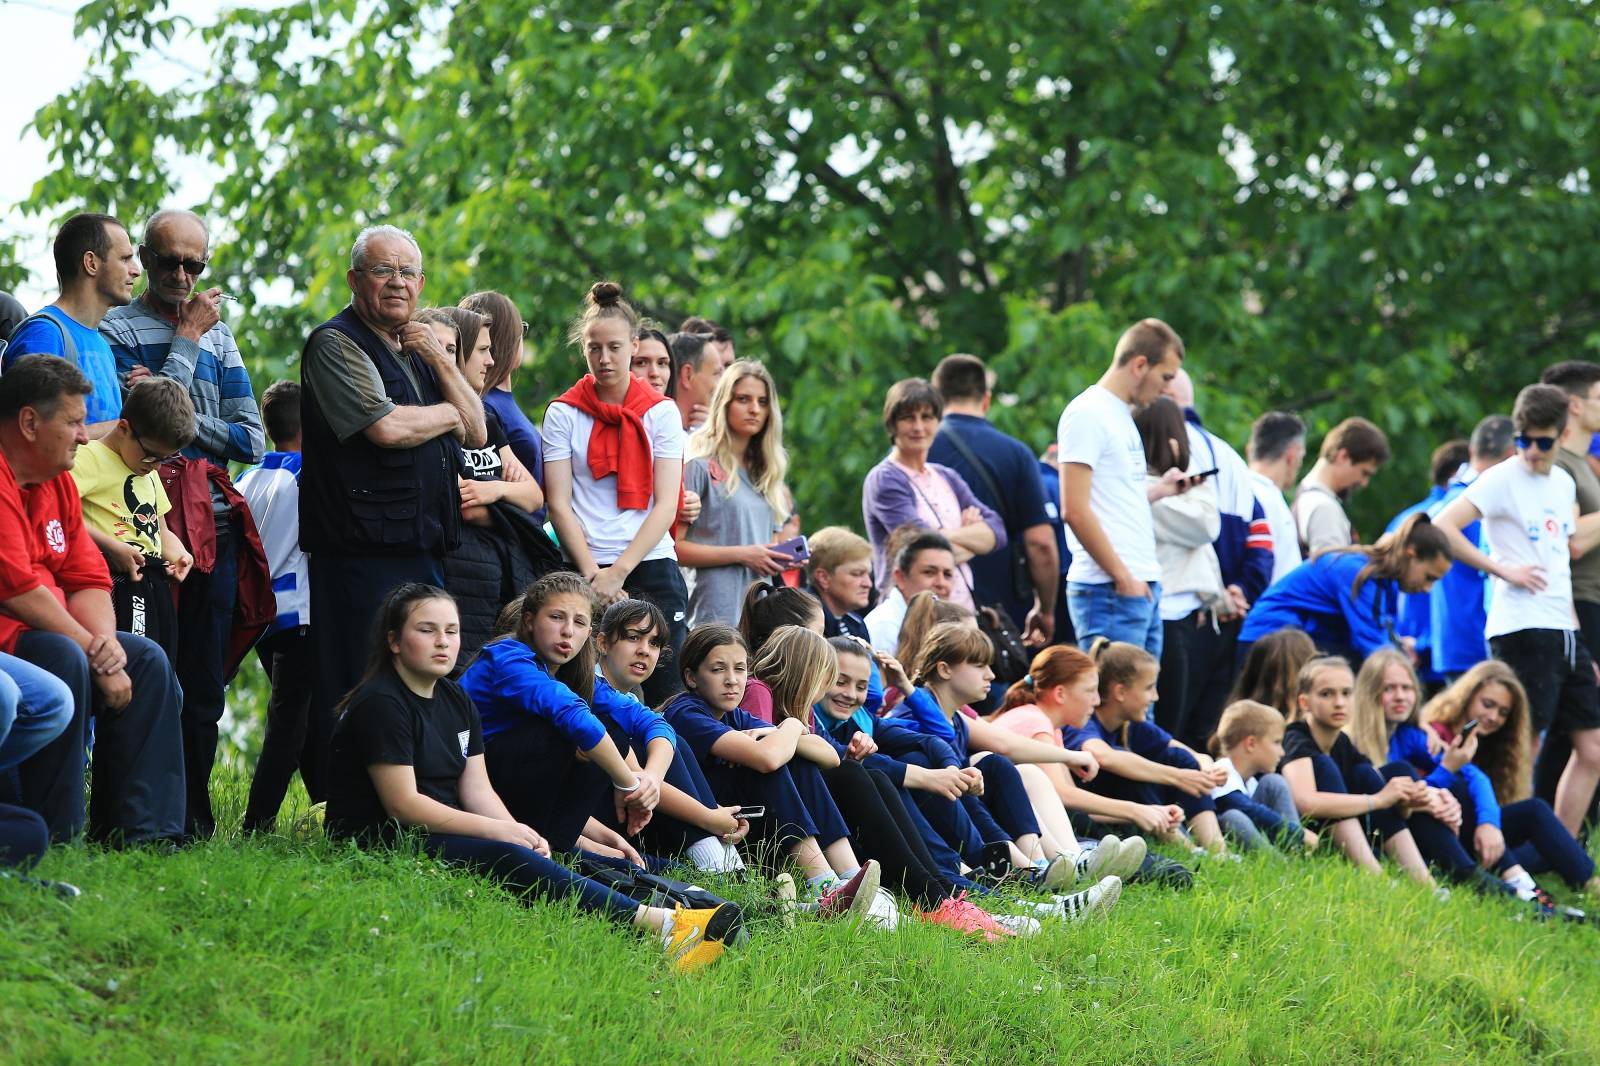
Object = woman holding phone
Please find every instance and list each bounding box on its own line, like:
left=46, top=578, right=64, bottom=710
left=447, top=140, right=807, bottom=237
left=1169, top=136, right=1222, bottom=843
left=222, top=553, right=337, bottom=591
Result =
left=676, top=359, right=801, bottom=626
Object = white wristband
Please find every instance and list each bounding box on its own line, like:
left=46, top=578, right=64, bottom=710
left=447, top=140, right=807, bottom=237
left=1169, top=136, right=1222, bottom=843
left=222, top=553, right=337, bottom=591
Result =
left=613, top=776, right=641, bottom=794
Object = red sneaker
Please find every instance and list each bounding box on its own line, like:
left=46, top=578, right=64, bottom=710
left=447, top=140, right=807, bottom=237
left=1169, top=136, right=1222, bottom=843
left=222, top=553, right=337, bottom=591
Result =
left=915, top=893, right=1018, bottom=942
left=817, top=860, right=881, bottom=922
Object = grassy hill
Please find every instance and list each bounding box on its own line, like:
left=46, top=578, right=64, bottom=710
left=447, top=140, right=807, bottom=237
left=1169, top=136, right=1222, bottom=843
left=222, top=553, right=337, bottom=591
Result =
left=4, top=767, right=1597, bottom=1065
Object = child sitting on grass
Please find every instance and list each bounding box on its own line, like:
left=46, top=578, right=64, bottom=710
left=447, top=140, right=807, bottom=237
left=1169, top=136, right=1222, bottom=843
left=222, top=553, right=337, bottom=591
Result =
left=68, top=376, right=196, bottom=658
left=325, top=583, right=741, bottom=975
left=1069, top=640, right=1230, bottom=854
left=1207, top=700, right=1316, bottom=854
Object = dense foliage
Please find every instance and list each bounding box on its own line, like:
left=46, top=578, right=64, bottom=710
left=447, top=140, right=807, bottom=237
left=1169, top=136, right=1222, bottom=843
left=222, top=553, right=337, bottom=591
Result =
left=14, top=0, right=1600, bottom=531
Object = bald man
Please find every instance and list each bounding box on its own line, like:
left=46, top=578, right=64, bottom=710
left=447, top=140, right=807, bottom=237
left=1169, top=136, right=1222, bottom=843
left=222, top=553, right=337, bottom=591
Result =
left=101, top=208, right=265, bottom=840
left=1158, top=367, right=1275, bottom=751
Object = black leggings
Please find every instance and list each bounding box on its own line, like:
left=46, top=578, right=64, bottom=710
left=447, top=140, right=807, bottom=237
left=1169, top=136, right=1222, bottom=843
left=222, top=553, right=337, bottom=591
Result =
left=822, top=759, right=954, bottom=907
left=485, top=713, right=631, bottom=853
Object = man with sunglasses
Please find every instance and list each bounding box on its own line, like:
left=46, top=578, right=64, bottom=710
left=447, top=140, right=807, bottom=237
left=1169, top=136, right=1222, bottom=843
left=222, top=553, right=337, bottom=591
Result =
left=1436, top=384, right=1600, bottom=838
left=100, top=209, right=265, bottom=841
left=2, top=213, right=140, bottom=438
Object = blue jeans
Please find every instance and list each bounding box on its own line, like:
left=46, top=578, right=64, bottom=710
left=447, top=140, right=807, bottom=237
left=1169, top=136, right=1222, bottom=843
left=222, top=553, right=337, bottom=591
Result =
left=1216, top=772, right=1304, bottom=852
left=0, top=650, right=75, bottom=773
left=1068, top=580, right=1164, bottom=658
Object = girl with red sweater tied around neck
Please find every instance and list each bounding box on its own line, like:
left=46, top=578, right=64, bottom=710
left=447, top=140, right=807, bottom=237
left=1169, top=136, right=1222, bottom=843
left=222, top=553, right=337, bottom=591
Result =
left=544, top=282, right=689, bottom=706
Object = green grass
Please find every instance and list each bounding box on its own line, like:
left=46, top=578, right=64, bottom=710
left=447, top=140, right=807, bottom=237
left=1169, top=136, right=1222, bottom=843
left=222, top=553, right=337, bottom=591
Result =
left=4, top=664, right=1597, bottom=1063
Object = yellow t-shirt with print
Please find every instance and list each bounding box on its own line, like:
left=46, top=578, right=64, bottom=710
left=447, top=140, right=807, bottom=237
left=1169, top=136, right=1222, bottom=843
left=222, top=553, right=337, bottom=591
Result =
left=69, top=439, right=170, bottom=556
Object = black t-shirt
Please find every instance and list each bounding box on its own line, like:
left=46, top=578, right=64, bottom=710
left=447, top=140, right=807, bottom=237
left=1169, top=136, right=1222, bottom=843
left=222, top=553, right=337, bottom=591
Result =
left=325, top=671, right=485, bottom=843
left=1279, top=719, right=1370, bottom=783
left=460, top=404, right=508, bottom=483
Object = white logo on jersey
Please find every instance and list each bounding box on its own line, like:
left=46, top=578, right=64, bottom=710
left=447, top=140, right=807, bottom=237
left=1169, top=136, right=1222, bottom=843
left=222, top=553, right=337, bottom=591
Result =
left=457, top=730, right=471, bottom=757
left=44, top=519, right=66, bottom=554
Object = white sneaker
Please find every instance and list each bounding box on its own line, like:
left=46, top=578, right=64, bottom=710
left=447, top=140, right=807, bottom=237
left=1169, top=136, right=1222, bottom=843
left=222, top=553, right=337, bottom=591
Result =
left=864, top=886, right=901, bottom=931
left=1072, top=838, right=1117, bottom=884
left=1040, top=853, right=1075, bottom=891
left=1107, top=836, right=1146, bottom=881
left=1046, top=875, right=1122, bottom=922
left=990, top=912, right=1042, bottom=937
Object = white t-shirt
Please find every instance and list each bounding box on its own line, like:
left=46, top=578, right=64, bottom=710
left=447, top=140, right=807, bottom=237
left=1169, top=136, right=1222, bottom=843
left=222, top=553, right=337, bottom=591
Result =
left=542, top=399, right=686, bottom=565
left=1250, top=470, right=1302, bottom=585
left=1464, top=458, right=1577, bottom=638
left=865, top=588, right=908, bottom=654
left=1056, top=384, right=1159, bottom=584
left=1209, top=756, right=1257, bottom=800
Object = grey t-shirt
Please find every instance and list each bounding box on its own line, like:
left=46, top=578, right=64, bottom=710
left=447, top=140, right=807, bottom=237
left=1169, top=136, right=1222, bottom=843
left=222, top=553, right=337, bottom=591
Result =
left=302, top=327, right=419, bottom=443
left=1294, top=479, right=1351, bottom=555
left=681, top=456, right=781, bottom=626
left=1556, top=446, right=1600, bottom=604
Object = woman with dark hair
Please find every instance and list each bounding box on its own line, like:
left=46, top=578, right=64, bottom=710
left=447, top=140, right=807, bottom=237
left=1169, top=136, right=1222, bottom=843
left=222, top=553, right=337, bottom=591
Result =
left=459, top=290, right=544, bottom=518
left=1238, top=513, right=1454, bottom=665
left=861, top=378, right=1005, bottom=611
left=631, top=325, right=673, bottom=396
left=324, top=583, right=741, bottom=974
left=415, top=307, right=556, bottom=658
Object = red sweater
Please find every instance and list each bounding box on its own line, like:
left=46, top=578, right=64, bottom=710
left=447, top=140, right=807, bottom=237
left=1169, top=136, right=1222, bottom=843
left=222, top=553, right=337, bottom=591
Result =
left=555, top=375, right=667, bottom=511
left=0, top=450, right=113, bottom=653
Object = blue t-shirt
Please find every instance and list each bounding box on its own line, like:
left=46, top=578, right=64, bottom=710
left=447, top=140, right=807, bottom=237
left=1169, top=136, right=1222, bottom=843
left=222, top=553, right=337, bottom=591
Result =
left=3, top=306, right=122, bottom=423
left=1384, top=486, right=1448, bottom=680
left=1063, top=714, right=1173, bottom=760
left=659, top=692, right=770, bottom=768
left=929, top=414, right=1051, bottom=626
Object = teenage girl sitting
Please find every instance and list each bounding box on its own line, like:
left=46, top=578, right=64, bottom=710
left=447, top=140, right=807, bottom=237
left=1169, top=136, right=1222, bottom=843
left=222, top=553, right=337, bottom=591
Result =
left=325, top=584, right=740, bottom=974
left=1068, top=640, right=1230, bottom=854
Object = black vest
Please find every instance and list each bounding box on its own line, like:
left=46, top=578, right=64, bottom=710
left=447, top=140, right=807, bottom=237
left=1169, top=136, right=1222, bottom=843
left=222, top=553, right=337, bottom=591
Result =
left=300, top=306, right=461, bottom=556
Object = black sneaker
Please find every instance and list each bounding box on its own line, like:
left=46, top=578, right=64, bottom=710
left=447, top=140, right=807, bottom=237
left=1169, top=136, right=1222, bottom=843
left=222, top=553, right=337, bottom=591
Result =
left=1127, top=852, right=1194, bottom=889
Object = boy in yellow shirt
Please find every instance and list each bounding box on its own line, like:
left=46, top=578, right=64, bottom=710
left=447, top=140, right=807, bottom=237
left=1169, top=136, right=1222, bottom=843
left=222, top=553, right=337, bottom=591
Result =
left=70, top=377, right=197, bottom=658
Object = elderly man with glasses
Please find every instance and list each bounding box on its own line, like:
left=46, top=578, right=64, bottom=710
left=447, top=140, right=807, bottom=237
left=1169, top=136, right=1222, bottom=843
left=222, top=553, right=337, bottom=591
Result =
left=297, top=224, right=485, bottom=801
left=99, top=208, right=267, bottom=840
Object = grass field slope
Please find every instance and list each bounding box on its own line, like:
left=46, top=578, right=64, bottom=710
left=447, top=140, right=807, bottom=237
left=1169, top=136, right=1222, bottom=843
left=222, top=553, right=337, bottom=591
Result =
left=3, top=774, right=1597, bottom=1065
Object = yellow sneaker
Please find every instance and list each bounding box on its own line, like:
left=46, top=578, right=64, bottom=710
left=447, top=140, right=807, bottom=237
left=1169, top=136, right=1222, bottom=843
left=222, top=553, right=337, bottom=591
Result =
left=663, top=901, right=744, bottom=975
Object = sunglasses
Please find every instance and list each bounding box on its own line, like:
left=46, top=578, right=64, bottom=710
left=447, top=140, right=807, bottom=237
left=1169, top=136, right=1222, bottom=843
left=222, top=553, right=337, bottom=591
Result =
left=1515, top=435, right=1557, bottom=452
left=143, top=248, right=208, bottom=276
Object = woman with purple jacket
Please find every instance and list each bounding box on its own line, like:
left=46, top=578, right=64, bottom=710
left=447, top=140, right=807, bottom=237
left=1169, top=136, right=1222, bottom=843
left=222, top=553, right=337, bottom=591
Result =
left=862, top=378, right=1005, bottom=611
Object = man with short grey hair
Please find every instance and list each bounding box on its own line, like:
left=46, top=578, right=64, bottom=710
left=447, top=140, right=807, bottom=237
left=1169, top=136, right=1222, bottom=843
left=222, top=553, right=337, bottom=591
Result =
left=298, top=224, right=485, bottom=799
left=101, top=207, right=266, bottom=840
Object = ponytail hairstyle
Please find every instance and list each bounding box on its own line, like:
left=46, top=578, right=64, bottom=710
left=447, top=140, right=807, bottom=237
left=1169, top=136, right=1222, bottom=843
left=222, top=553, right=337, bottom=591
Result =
left=739, top=578, right=822, bottom=657
left=336, top=583, right=456, bottom=716
left=1208, top=700, right=1286, bottom=758
left=459, top=290, right=524, bottom=394
left=1350, top=647, right=1420, bottom=763
left=566, top=280, right=640, bottom=349
left=1228, top=627, right=1316, bottom=718
left=514, top=572, right=601, bottom=704
left=998, top=644, right=1096, bottom=715
left=1422, top=660, right=1532, bottom=800
left=895, top=591, right=975, bottom=667
left=1290, top=655, right=1356, bottom=723
left=676, top=623, right=748, bottom=696
left=912, top=622, right=995, bottom=687
left=1089, top=638, right=1158, bottom=703
left=1319, top=511, right=1451, bottom=600
left=752, top=626, right=838, bottom=724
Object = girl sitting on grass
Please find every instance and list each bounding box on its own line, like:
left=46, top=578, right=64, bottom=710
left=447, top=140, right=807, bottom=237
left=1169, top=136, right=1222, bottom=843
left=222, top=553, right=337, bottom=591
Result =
left=895, top=623, right=1122, bottom=917
left=461, top=573, right=675, bottom=860
left=1206, top=700, right=1316, bottom=853
left=738, top=579, right=825, bottom=723
left=1067, top=640, right=1230, bottom=854
left=325, top=583, right=740, bottom=975
left=593, top=598, right=751, bottom=873
left=659, top=624, right=881, bottom=921
left=1421, top=661, right=1600, bottom=903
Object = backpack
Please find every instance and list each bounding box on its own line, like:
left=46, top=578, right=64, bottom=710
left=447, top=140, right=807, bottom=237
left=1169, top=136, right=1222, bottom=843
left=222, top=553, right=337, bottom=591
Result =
left=0, top=310, right=78, bottom=368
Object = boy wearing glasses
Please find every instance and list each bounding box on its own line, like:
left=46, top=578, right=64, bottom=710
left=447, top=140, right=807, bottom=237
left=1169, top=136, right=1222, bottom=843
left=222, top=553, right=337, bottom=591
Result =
left=69, top=377, right=197, bottom=661
left=1436, top=383, right=1600, bottom=837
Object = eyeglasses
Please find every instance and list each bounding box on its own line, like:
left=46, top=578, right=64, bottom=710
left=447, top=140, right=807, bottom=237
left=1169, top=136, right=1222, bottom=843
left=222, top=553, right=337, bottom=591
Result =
left=134, top=434, right=183, bottom=464
left=358, top=264, right=424, bottom=282
left=1515, top=434, right=1557, bottom=452
left=143, top=248, right=208, bottom=276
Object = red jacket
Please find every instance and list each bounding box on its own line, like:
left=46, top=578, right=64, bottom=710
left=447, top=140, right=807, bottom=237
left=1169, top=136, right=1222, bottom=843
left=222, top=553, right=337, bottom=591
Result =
left=159, top=458, right=276, bottom=679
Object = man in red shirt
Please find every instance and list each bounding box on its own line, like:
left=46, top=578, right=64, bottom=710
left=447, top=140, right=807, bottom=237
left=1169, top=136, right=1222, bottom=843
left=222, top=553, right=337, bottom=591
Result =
left=0, top=355, right=183, bottom=845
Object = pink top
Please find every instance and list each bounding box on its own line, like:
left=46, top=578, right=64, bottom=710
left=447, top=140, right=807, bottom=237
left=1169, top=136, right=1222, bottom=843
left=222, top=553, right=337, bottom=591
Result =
left=892, top=459, right=976, bottom=609
left=742, top=677, right=774, bottom=724
left=989, top=705, right=1063, bottom=748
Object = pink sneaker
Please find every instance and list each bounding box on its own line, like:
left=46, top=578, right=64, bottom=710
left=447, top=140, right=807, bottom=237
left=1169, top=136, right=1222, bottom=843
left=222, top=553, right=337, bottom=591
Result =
left=916, top=893, right=1017, bottom=942
left=817, top=860, right=881, bottom=922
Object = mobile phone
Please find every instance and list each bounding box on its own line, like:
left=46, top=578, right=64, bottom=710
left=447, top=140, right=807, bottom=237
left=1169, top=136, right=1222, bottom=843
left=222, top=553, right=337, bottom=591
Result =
left=733, top=805, right=766, bottom=820
left=1190, top=467, right=1220, bottom=481
left=1458, top=719, right=1480, bottom=740
left=774, top=535, right=809, bottom=563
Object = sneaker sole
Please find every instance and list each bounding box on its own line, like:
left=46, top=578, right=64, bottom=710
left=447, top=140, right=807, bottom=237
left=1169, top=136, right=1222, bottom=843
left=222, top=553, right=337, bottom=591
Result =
left=1094, top=876, right=1122, bottom=916
left=843, top=861, right=883, bottom=924
left=1111, top=837, right=1146, bottom=881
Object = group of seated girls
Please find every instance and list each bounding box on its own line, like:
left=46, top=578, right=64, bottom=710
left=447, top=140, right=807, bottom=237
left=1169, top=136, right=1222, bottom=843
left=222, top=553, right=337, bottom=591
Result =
left=324, top=568, right=1600, bottom=978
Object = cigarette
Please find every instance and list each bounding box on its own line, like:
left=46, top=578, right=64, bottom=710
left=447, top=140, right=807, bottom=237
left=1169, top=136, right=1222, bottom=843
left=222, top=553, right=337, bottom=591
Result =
left=217, top=292, right=239, bottom=302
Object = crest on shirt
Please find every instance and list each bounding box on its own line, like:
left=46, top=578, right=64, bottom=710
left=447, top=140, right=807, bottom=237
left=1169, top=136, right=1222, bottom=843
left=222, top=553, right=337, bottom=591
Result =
left=45, top=519, right=66, bottom=554
left=457, top=729, right=471, bottom=757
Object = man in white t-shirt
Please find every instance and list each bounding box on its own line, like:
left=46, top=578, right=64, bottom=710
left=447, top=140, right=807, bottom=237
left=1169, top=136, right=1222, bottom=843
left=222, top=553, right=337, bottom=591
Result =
left=1058, top=318, right=1191, bottom=657
left=864, top=528, right=956, bottom=653
left=1246, top=411, right=1307, bottom=586
left=1435, top=384, right=1600, bottom=836
left=1292, top=417, right=1389, bottom=554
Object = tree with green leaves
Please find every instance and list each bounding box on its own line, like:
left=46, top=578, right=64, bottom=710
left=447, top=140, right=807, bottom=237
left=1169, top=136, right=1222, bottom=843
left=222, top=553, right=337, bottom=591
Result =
left=15, top=0, right=1600, bottom=533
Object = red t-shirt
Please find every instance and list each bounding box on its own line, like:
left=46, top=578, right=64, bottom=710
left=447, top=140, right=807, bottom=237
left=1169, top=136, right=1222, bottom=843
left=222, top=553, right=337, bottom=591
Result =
left=0, top=450, right=113, bottom=652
